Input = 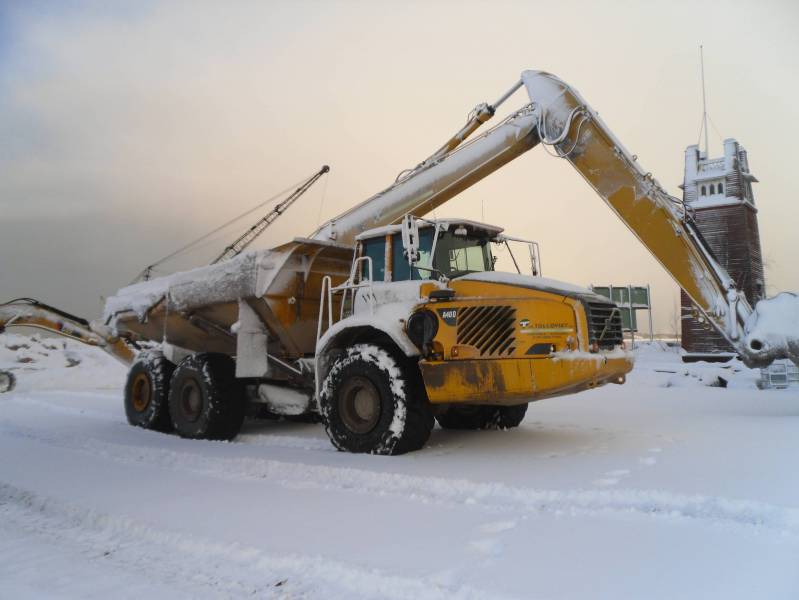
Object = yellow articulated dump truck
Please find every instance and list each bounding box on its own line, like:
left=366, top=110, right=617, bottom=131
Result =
left=2, top=69, right=797, bottom=454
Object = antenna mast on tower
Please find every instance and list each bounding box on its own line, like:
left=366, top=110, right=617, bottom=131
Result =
left=700, top=45, right=710, bottom=157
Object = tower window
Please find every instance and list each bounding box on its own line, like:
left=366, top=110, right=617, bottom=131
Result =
left=718, top=182, right=724, bottom=194
left=709, top=184, right=715, bottom=194
left=700, top=185, right=706, bottom=196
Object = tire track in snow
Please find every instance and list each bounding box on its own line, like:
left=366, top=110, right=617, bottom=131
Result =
left=3, top=391, right=119, bottom=421
left=236, top=432, right=333, bottom=451
left=2, top=419, right=798, bottom=535
left=0, top=482, right=520, bottom=600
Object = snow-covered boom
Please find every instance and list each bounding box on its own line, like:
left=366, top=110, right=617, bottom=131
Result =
left=1, top=69, right=797, bottom=454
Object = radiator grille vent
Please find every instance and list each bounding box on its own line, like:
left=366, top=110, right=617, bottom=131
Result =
left=457, top=305, right=516, bottom=356
left=585, top=302, right=624, bottom=349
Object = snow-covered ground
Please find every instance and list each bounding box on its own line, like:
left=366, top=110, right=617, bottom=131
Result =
left=1, top=333, right=797, bottom=599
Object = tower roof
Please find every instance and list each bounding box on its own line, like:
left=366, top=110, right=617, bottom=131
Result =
left=682, top=138, right=757, bottom=210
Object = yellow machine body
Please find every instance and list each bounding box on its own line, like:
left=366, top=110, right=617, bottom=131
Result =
left=413, top=280, right=632, bottom=406
left=416, top=280, right=632, bottom=405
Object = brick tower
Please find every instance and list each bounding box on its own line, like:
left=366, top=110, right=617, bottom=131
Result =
left=679, top=139, right=766, bottom=360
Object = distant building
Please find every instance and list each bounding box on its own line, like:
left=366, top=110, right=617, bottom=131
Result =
left=679, top=139, right=765, bottom=361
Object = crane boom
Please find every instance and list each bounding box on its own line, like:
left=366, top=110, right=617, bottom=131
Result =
left=212, top=165, right=330, bottom=264
left=310, top=82, right=535, bottom=246
left=311, top=111, right=541, bottom=246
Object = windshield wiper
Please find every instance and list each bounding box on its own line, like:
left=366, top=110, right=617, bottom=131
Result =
left=412, top=264, right=448, bottom=282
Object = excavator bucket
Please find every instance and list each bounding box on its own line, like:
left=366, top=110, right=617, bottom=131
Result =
left=0, top=298, right=136, bottom=365
left=742, top=292, right=799, bottom=368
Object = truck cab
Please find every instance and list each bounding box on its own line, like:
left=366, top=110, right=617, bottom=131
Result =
left=355, top=219, right=534, bottom=284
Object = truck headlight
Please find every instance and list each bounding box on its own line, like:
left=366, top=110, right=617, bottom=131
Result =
left=407, top=310, right=439, bottom=351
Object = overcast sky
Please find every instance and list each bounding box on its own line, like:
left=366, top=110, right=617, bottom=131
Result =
left=2, top=0, right=798, bottom=332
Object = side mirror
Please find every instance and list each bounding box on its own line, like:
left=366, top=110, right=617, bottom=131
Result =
left=401, top=214, right=420, bottom=264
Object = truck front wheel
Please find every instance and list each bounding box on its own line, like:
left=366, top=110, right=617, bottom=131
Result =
left=168, top=353, right=245, bottom=441
left=124, top=351, right=174, bottom=432
left=436, top=403, right=528, bottom=430
left=320, top=344, right=433, bottom=455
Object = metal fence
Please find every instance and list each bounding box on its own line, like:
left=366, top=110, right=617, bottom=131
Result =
left=758, top=360, right=799, bottom=389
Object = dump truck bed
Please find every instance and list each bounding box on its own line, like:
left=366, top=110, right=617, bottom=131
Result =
left=105, top=238, right=354, bottom=358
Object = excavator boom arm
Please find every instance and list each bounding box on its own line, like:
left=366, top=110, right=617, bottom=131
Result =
left=520, top=70, right=797, bottom=367
left=310, top=82, right=536, bottom=246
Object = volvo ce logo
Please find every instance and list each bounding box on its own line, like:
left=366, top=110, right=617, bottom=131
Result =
left=437, top=308, right=458, bottom=326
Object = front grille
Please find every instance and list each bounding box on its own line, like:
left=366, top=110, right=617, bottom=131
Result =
left=585, top=302, right=624, bottom=349
left=457, top=305, right=516, bottom=356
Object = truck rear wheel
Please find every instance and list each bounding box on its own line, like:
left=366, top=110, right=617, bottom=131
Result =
left=436, top=403, right=528, bottom=430
left=434, top=405, right=490, bottom=430
left=124, top=352, right=174, bottom=432
left=486, top=403, right=528, bottom=429
left=168, top=353, right=245, bottom=441
left=320, top=344, right=433, bottom=455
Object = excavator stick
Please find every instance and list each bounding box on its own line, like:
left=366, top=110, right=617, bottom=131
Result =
left=0, top=298, right=136, bottom=366
left=521, top=70, right=799, bottom=368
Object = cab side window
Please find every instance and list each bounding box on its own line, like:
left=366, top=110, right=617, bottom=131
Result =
left=391, top=229, right=434, bottom=281
left=360, top=237, right=386, bottom=281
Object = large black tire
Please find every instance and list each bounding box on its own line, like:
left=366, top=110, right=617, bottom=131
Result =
left=168, top=353, right=245, bottom=441
left=284, top=412, right=322, bottom=424
left=486, top=403, right=528, bottom=429
left=124, top=352, right=174, bottom=432
left=436, top=403, right=528, bottom=431
left=319, top=344, right=433, bottom=455
left=435, top=405, right=491, bottom=430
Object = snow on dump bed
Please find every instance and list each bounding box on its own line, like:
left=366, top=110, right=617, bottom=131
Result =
left=103, top=250, right=280, bottom=321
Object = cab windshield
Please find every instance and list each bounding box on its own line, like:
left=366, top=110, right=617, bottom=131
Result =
left=391, top=227, right=493, bottom=280
left=433, top=231, right=493, bottom=278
